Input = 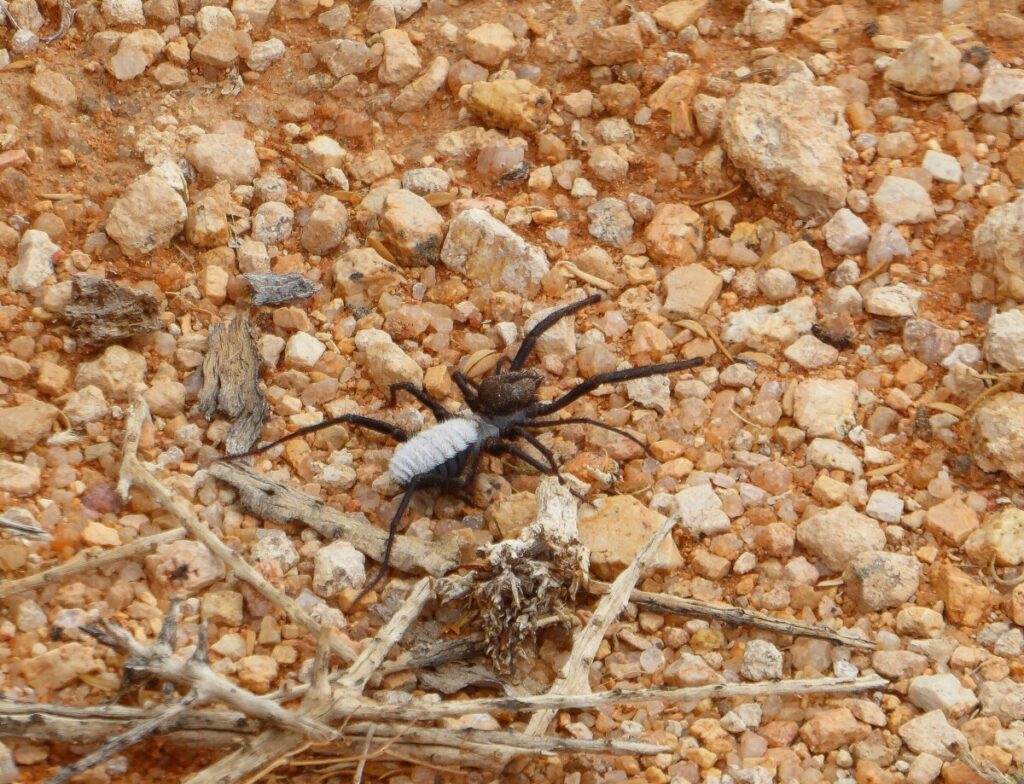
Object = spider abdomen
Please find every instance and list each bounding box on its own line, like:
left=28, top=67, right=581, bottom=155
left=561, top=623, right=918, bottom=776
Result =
left=388, top=416, right=481, bottom=486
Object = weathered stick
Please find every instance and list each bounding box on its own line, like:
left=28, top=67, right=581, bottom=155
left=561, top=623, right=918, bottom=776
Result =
left=0, top=528, right=186, bottom=600
left=209, top=460, right=461, bottom=577
left=518, top=506, right=683, bottom=752
left=0, top=700, right=255, bottom=745
left=340, top=723, right=669, bottom=756
left=335, top=674, right=889, bottom=721
left=185, top=579, right=434, bottom=784
left=46, top=694, right=200, bottom=784
left=587, top=582, right=875, bottom=650
left=1, top=676, right=887, bottom=747
left=117, top=399, right=358, bottom=664
left=85, top=604, right=336, bottom=742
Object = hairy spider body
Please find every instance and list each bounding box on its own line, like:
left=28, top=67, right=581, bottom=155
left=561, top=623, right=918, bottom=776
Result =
left=221, top=293, right=705, bottom=602
left=388, top=416, right=493, bottom=486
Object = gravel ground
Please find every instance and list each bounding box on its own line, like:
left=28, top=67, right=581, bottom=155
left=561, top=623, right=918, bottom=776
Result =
left=3, top=0, right=1024, bottom=781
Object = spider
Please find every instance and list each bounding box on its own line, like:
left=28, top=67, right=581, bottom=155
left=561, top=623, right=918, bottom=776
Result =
left=221, top=293, right=705, bottom=601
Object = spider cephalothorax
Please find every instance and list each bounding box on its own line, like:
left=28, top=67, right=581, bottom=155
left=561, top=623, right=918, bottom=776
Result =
left=222, top=293, right=705, bottom=601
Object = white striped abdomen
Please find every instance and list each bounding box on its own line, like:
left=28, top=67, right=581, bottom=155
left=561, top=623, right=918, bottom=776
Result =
left=388, top=417, right=481, bottom=486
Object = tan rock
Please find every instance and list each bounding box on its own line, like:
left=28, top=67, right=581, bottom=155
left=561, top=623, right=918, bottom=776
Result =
left=463, top=79, right=552, bottom=133
left=800, top=708, right=870, bottom=753
left=201, top=591, right=245, bottom=626
left=464, top=22, right=515, bottom=67
left=0, top=460, right=42, bottom=496
left=81, top=522, right=122, bottom=547
left=965, top=506, right=1024, bottom=567
left=237, top=654, right=278, bottom=693
left=0, top=398, right=59, bottom=453
left=661, top=264, right=722, bottom=319
left=22, top=643, right=103, bottom=692
left=587, top=23, right=643, bottom=65
left=925, top=495, right=979, bottom=547
left=645, top=203, right=704, bottom=264
left=380, top=189, right=445, bottom=265
left=795, top=504, right=884, bottom=572
left=652, top=0, right=707, bottom=32
left=936, top=564, right=995, bottom=626
left=578, top=496, right=684, bottom=579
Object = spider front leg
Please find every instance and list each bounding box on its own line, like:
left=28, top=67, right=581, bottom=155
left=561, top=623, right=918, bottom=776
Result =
left=508, top=292, right=602, bottom=371
left=532, top=357, right=705, bottom=417
left=218, top=414, right=409, bottom=461
left=389, top=382, right=451, bottom=422
left=452, top=371, right=479, bottom=404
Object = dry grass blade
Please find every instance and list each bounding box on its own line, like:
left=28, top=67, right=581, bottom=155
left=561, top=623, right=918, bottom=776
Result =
left=462, top=349, right=503, bottom=379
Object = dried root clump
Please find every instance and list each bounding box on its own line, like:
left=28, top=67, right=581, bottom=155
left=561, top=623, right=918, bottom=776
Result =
left=445, top=522, right=587, bottom=675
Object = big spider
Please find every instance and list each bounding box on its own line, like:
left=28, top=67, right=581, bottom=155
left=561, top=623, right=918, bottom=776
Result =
left=221, top=293, right=705, bottom=600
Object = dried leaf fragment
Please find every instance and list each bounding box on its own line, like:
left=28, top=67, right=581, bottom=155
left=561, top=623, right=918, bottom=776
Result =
left=198, top=313, right=270, bottom=455
left=62, top=275, right=161, bottom=349
left=244, top=272, right=321, bottom=307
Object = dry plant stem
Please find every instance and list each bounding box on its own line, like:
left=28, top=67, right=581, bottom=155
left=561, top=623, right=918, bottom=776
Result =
left=336, top=676, right=888, bottom=723
left=340, top=723, right=669, bottom=756
left=88, top=610, right=336, bottom=742
left=0, top=528, right=186, bottom=600
left=45, top=694, right=200, bottom=784
left=949, top=740, right=1019, bottom=784
left=209, top=460, right=460, bottom=577
left=117, top=399, right=358, bottom=664
left=517, top=509, right=684, bottom=758
left=0, top=700, right=254, bottom=745
left=587, top=581, right=875, bottom=650
left=184, top=579, right=433, bottom=784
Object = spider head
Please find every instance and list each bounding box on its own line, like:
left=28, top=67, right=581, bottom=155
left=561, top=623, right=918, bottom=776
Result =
left=475, top=368, right=543, bottom=417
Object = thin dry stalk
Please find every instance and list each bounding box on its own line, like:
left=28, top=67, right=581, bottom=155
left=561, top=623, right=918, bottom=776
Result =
left=117, top=399, right=358, bottom=664
left=587, top=581, right=874, bottom=649
left=0, top=528, right=186, bottom=600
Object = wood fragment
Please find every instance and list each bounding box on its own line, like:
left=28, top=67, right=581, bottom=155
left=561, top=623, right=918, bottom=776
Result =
left=0, top=528, right=185, bottom=600
left=587, top=581, right=875, bottom=649
left=46, top=694, right=200, bottom=784
left=62, top=275, right=161, bottom=349
left=516, top=508, right=684, bottom=753
left=0, top=700, right=257, bottom=745
left=243, top=273, right=321, bottom=307
left=198, top=313, right=271, bottom=455
left=209, top=461, right=460, bottom=577
left=84, top=604, right=336, bottom=742
left=118, top=400, right=358, bottom=664
left=185, top=579, right=434, bottom=784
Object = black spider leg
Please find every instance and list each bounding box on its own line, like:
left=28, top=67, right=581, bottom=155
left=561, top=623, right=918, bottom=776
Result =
left=218, top=414, right=409, bottom=461
left=356, top=446, right=485, bottom=605
left=389, top=382, right=451, bottom=422
left=531, top=358, right=705, bottom=417
left=451, top=371, right=479, bottom=405
left=486, top=440, right=555, bottom=476
left=522, top=416, right=653, bottom=456
left=502, top=428, right=588, bottom=500
left=508, top=292, right=602, bottom=371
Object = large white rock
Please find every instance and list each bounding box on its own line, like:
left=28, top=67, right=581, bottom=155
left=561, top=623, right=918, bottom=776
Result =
left=105, top=170, right=187, bottom=258
left=440, top=209, right=549, bottom=294
left=720, top=79, right=849, bottom=218
left=793, top=378, right=857, bottom=438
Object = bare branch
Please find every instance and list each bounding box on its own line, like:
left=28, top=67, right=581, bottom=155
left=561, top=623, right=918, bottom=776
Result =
left=45, top=694, right=200, bottom=784
left=587, top=582, right=875, bottom=650
left=117, top=398, right=358, bottom=664
left=83, top=614, right=336, bottom=742
left=0, top=528, right=186, bottom=600
left=209, top=460, right=460, bottom=577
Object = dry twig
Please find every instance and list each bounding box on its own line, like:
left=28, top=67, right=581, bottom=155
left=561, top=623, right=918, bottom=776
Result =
left=117, top=398, right=358, bottom=664
left=587, top=582, right=875, bottom=649
left=0, top=528, right=185, bottom=600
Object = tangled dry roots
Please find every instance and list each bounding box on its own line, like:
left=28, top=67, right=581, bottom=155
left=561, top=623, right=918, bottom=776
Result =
left=450, top=524, right=587, bottom=675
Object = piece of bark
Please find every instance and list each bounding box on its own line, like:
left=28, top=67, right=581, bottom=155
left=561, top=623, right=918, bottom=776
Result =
left=197, top=313, right=270, bottom=454
left=210, top=461, right=461, bottom=577
left=62, top=275, right=161, bottom=349
left=244, top=273, right=321, bottom=306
